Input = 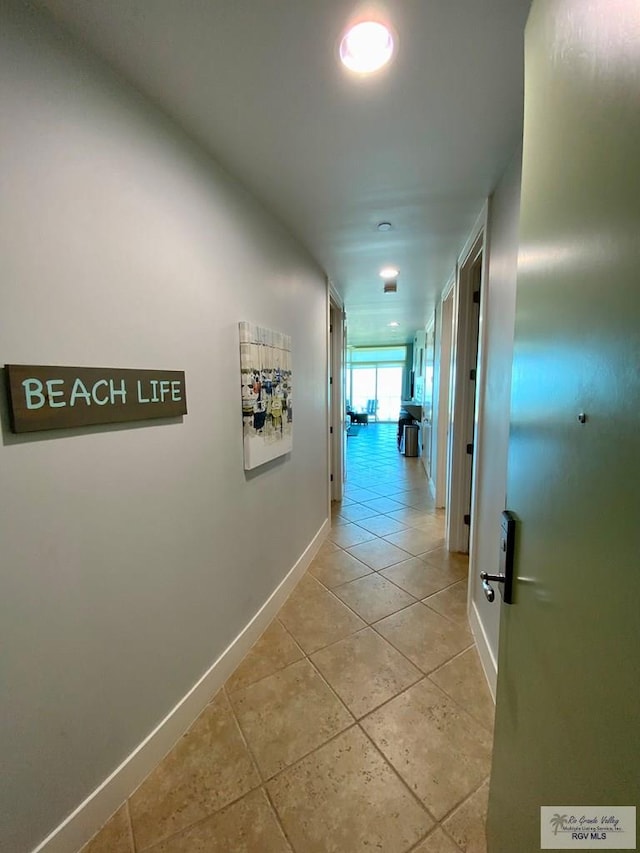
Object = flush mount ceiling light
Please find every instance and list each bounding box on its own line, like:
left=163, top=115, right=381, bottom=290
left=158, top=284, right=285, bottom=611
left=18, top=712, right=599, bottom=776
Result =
left=339, top=21, right=395, bottom=74
left=387, top=321, right=399, bottom=327
left=377, top=221, right=393, bottom=232
left=379, top=266, right=399, bottom=279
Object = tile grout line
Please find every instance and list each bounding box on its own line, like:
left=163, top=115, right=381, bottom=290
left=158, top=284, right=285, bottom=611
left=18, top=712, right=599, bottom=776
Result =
left=310, top=538, right=493, bottom=743
left=322, top=525, right=476, bottom=681
left=225, top=656, right=361, bottom=791
left=314, top=561, right=420, bottom=600
left=171, top=687, right=268, bottom=847
left=260, top=719, right=362, bottom=785
left=221, top=683, right=267, bottom=786
left=438, top=773, right=492, bottom=825
left=261, top=782, right=297, bottom=853
left=304, top=552, right=472, bottom=681
left=423, top=665, right=495, bottom=732
left=406, top=824, right=464, bottom=853
left=356, top=720, right=438, bottom=831
left=124, top=799, right=137, bottom=853
left=137, top=783, right=269, bottom=853
left=367, top=615, right=473, bottom=682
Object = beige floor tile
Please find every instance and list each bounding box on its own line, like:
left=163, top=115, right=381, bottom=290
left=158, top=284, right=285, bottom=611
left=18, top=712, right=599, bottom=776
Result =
left=385, top=507, right=437, bottom=527
left=328, top=522, right=377, bottom=548
left=308, top=549, right=373, bottom=588
left=424, top=580, right=469, bottom=625
left=429, top=649, right=495, bottom=733
left=343, top=487, right=381, bottom=502
left=346, top=538, right=411, bottom=571
left=407, top=495, right=438, bottom=511
left=81, top=803, right=132, bottom=853
left=412, top=827, right=462, bottom=853
left=384, top=489, right=423, bottom=507
left=225, top=620, right=303, bottom=694
left=381, top=558, right=467, bottom=598
left=129, top=691, right=260, bottom=851
left=423, top=546, right=469, bottom=574
left=316, top=539, right=340, bottom=557
left=267, top=726, right=433, bottom=853
left=337, top=496, right=356, bottom=507
left=374, top=602, right=473, bottom=674
left=365, top=484, right=406, bottom=498
left=384, top=527, right=446, bottom=557
left=336, top=503, right=380, bottom=523
left=229, top=658, right=353, bottom=779
left=356, top=514, right=410, bottom=537
left=442, top=779, right=490, bottom=853
left=361, top=680, right=493, bottom=820
left=278, top=575, right=365, bottom=653
left=145, top=788, right=291, bottom=852
left=406, top=514, right=445, bottom=534
left=360, top=496, right=407, bottom=513
left=310, top=627, right=422, bottom=718
left=333, top=573, right=415, bottom=623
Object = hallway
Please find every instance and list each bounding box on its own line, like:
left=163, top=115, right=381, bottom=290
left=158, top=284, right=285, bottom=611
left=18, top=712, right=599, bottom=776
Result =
left=83, top=424, right=494, bottom=853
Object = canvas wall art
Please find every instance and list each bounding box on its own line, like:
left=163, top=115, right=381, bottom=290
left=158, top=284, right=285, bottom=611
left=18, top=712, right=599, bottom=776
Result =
left=239, top=321, right=292, bottom=470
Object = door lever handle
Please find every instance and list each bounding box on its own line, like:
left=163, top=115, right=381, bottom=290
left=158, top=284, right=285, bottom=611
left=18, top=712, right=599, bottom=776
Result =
left=480, top=571, right=505, bottom=603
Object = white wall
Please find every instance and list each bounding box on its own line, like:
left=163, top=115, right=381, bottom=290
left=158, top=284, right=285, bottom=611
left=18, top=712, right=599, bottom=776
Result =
left=469, top=146, right=522, bottom=691
left=0, top=4, right=328, bottom=851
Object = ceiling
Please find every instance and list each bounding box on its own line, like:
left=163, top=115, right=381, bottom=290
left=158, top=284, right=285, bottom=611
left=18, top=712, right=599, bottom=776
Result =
left=37, top=0, right=531, bottom=346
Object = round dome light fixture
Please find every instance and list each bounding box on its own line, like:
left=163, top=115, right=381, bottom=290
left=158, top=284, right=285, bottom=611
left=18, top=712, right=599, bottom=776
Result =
left=377, top=221, right=393, bottom=232
left=379, top=266, right=399, bottom=279
left=339, top=21, right=395, bottom=74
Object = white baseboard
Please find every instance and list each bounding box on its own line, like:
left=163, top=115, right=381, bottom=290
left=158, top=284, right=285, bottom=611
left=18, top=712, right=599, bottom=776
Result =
left=468, top=598, right=498, bottom=701
left=32, top=518, right=330, bottom=853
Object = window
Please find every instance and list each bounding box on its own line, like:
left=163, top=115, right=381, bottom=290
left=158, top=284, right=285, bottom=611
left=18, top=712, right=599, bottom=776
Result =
left=346, top=346, right=406, bottom=421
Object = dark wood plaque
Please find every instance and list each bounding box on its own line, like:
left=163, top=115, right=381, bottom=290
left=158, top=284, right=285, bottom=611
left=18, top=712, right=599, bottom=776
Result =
left=5, top=364, right=187, bottom=433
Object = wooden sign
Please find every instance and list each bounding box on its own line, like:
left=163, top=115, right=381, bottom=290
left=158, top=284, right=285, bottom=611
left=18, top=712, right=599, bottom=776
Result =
left=4, top=364, right=187, bottom=433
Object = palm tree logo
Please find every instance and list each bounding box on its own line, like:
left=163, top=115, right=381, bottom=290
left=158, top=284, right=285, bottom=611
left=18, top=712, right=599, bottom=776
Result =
left=550, top=814, right=568, bottom=835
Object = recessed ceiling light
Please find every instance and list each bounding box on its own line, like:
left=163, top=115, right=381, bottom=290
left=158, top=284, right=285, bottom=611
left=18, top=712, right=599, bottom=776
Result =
left=339, top=21, right=395, bottom=74
left=379, top=266, right=399, bottom=279
left=377, top=221, right=392, bottom=232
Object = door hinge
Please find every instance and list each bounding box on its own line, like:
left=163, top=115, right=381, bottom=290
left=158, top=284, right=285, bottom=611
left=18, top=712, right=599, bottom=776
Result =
left=469, top=368, right=476, bottom=381
left=466, top=443, right=474, bottom=455
left=329, top=376, right=333, bottom=385
left=464, top=513, right=471, bottom=526
left=330, top=324, right=333, bottom=333
left=330, top=426, right=333, bottom=434
left=330, top=474, right=334, bottom=482
left=472, top=289, right=481, bottom=304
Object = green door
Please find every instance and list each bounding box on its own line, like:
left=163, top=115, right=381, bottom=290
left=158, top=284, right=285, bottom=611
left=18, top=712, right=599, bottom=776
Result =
left=487, top=2, right=640, bottom=850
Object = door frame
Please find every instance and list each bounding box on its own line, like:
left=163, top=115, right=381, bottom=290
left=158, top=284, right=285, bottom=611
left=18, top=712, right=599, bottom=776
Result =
left=446, top=204, right=489, bottom=553
left=432, top=275, right=455, bottom=507
left=328, top=282, right=345, bottom=503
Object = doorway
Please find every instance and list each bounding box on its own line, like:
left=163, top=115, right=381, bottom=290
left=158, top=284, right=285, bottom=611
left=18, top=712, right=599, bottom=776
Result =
left=329, top=291, right=345, bottom=503
left=433, top=281, right=455, bottom=508
left=446, top=221, right=486, bottom=554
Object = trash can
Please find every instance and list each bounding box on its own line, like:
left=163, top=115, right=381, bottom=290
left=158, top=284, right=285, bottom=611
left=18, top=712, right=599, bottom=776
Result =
left=403, top=423, right=419, bottom=457
left=397, top=409, right=412, bottom=448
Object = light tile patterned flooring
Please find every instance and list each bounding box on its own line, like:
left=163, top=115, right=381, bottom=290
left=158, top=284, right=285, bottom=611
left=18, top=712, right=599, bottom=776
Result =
left=83, top=423, right=494, bottom=853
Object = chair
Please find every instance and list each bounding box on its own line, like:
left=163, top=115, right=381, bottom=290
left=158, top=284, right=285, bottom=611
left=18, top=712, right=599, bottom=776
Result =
left=366, top=399, right=378, bottom=421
